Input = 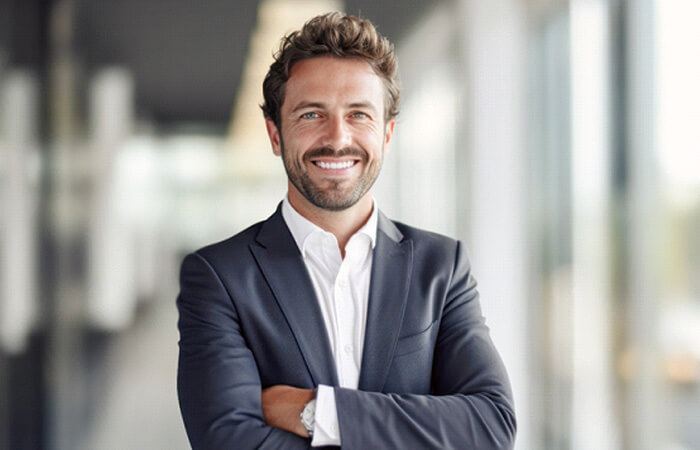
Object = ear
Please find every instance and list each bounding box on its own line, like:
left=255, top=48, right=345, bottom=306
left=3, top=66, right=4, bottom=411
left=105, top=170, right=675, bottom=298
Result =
left=383, top=119, right=396, bottom=154
left=265, top=118, right=282, bottom=156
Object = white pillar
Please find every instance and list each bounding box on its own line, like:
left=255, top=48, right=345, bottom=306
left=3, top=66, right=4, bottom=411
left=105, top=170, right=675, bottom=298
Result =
left=0, top=71, right=40, bottom=354
left=626, top=0, right=661, bottom=448
left=461, top=0, right=529, bottom=448
left=569, top=1, right=620, bottom=448
left=87, top=67, right=136, bottom=330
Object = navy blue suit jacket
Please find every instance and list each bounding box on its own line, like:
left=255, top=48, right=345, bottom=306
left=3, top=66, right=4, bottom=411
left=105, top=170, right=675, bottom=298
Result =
left=176, top=205, right=516, bottom=449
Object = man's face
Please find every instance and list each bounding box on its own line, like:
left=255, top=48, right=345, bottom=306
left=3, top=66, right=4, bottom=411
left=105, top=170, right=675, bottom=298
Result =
left=265, top=56, right=395, bottom=211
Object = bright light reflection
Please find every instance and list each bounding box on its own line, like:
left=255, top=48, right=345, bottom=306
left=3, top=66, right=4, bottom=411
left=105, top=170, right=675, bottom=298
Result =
left=656, top=0, right=700, bottom=207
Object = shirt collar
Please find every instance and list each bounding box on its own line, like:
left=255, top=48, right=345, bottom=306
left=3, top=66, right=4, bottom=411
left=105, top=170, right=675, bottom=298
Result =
left=281, top=195, right=378, bottom=255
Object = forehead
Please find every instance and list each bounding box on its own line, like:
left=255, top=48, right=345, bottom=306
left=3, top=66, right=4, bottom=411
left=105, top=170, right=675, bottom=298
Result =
left=282, top=57, right=385, bottom=112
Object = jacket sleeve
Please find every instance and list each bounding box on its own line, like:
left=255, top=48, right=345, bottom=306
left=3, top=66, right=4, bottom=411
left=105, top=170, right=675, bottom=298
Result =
left=176, top=252, right=309, bottom=450
left=333, top=241, right=516, bottom=449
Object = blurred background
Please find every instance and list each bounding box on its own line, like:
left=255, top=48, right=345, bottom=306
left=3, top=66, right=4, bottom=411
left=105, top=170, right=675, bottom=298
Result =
left=0, top=0, right=698, bottom=448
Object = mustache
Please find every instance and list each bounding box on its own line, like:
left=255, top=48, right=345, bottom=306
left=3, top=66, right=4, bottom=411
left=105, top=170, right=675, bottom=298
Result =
left=303, top=147, right=367, bottom=161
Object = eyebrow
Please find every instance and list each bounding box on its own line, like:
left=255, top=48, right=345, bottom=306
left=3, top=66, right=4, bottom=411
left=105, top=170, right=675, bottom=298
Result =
left=348, top=101, right=378, bottom=112
left=290, top=102, right=326, bottom=113
left=289, top=101, right=379, bottom=113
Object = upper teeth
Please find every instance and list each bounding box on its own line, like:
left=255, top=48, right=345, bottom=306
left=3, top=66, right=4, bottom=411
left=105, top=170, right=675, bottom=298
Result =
left=316, top=161, right=354, bottom=169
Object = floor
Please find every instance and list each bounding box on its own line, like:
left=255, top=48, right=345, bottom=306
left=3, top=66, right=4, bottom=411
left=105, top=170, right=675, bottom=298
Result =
left=79, top=291, right=189, bottom=450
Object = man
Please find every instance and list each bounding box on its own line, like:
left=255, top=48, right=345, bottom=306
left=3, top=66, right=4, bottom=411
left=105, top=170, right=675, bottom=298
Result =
left=177, top=12, right=515, bottom=449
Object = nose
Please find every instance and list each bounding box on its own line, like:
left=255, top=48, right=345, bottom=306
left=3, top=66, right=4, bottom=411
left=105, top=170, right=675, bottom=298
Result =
left=322, top=115, right=352, bottom=150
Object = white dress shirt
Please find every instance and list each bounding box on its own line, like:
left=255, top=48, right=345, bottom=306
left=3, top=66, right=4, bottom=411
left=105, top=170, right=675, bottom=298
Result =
left=281, top=196, right=377, bottom=447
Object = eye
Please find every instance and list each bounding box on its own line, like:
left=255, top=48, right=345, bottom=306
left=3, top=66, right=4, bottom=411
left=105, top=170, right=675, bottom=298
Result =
left=300, top=111, right=319, bottom=119
left=351, top=111, right=369, bottom=119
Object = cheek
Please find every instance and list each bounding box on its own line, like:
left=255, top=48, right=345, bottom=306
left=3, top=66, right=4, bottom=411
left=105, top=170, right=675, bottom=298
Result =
left=348, top=124, right=380, bottom=143
left=282, top=146, right=307, bottom=171
left=362, top=134, right=387, bottom=155
left=283, top=132, right=316, bottom=153
left=286, top=121, right=322, bottom=141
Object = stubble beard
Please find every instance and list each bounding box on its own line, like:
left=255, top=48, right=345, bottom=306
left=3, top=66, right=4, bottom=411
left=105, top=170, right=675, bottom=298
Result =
left=280, top=138, right=383, bottom=212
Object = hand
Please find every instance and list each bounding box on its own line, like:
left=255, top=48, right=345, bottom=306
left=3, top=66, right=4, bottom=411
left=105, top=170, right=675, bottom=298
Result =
left=261, top=385, right=315, bottom=438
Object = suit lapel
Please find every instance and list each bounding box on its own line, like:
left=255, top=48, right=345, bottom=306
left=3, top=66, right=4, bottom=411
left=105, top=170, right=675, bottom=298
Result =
left=250, top=205, right=338, bottom=387
left=358, top=212, right=413, bottom=392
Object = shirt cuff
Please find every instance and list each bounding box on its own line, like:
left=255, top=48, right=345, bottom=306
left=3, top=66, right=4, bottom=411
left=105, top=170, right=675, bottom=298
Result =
left=310, top=384, right=341, bottom=446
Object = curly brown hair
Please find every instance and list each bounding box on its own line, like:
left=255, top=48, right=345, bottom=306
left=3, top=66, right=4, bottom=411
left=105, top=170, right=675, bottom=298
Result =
left=261, top=12, right=400, bottom=129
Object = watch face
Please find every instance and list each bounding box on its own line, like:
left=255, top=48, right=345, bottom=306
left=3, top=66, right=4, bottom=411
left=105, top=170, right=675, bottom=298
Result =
left=301, top=398, right=316, bottom=431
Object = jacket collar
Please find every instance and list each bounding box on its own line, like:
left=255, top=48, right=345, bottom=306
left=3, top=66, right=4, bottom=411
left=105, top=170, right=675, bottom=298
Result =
left=280, top=195, right=378, bottom=255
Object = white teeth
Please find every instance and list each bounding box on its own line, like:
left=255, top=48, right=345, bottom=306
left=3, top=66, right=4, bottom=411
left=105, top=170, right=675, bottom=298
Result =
left=315, top=160, right=355, bottom=169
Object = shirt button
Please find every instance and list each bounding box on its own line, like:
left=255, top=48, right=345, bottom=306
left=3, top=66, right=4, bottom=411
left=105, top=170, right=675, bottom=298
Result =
left=337, top=278, right=348, bottom=288
left=344, top=344, right=353, bottom=354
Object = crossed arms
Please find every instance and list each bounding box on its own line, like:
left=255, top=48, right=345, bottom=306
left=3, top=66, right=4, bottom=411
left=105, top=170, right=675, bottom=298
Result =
left=176, top=243, right=516, bottom=449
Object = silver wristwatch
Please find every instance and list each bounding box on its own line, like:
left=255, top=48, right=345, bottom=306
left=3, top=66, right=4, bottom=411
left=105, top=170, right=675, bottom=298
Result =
left=300, top=397, right=317, bottom=438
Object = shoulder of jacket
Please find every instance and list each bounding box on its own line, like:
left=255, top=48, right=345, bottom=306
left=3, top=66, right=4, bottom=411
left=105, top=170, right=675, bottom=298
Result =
left=390, top=219, right=459, bottom=249
left=191, top=220, right=264, bottom=263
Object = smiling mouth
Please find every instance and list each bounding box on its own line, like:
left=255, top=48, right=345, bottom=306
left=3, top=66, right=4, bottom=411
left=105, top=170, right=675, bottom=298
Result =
left=311, top=160, right=360, bottom=170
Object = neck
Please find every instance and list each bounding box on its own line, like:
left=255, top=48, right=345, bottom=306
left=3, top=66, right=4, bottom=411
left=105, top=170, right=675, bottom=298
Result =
left=287, top=186, right=374, bottom=255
